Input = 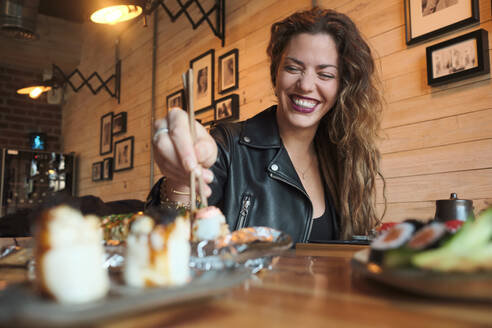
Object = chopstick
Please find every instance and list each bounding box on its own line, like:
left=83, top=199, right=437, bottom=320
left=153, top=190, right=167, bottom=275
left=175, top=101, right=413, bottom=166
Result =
left=182, top=69, right=208, bottom=211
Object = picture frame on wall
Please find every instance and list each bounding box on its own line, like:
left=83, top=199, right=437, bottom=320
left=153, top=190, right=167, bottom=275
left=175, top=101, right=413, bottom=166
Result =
left=214, top=94, right=239, bottom=123
left=100, top=112, right=113, bottom=155
left=92, top=161, right=103, bottom=182
left=426, top=29, right=490, bottom=86
left=114, top=136, right=134, bottom=172
left=404, top=0, right=479, bottom=45
left=190, top=49, right=214, bottom=113
left=103, top=157, right=113, bottom=180
left=218, top=48, right=238, bottom=94
left=112, top=112, right=127, bottom=136
left=166, top=89, right=186, bottom=111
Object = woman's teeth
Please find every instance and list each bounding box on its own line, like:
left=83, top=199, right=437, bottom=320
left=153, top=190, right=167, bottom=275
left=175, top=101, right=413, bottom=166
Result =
left=292, top=97, right=317, bottom=109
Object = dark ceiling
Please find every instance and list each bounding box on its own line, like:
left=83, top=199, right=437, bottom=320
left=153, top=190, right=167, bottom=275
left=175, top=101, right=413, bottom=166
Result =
left=38, top=0, right=94, bottom=23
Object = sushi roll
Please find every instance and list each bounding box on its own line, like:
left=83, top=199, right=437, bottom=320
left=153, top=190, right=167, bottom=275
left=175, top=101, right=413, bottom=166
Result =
left=124, top=207, right=191, bottom=287
left=35, top=205, right=109, bottom=303
left=406, top=221, right=448, bottom=251
left=371, top=221, right=417, bottom=252
left=191, top=206, right=230, bottom=242
left=369, top=221, right=419, bottom=267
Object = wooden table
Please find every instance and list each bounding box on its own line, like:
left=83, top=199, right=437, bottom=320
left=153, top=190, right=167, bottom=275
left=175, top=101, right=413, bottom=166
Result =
left=1, top=240, right=491, bottom=327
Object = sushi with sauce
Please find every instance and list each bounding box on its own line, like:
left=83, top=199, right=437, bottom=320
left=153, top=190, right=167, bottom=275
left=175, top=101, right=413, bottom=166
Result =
left=34, top=205, right=109, bottom=303
left=124, top=207, right=191, bottom=287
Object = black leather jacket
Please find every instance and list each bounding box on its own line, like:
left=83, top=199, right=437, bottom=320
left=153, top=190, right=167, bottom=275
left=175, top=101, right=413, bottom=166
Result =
left=147, top=106, right=340, bottom=243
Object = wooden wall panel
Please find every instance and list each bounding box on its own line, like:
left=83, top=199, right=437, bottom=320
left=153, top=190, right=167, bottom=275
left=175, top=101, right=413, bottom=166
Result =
left=381, top=108, right=492, bottom=153
left=384, top=78, right=492, bottom=129
left=59, top=0, right=492, bottom=224
left=381, top=139, right=492, bottom=178
left=376, top=169, right=492, bottom=203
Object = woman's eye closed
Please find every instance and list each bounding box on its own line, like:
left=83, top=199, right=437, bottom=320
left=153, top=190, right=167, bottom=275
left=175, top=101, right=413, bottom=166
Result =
left=285, top=65, right=301, bottom=73
left=318, top=72, right=335, bottom=80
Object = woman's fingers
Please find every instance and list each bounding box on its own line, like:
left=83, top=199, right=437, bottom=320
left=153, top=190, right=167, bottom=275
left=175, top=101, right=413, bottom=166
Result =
left=153, top=118, right=185, bottom=177
left=166, top=108, right=198, bottom=172
left=153, top=108, right=217, bottom=185
left=194, top=121, right=218, bottom=168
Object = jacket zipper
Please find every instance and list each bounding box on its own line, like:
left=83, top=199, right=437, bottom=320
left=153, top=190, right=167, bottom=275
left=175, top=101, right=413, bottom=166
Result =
left=269, top=172, right=313, bottom=243
left=237, top=194, right=252, bottom=229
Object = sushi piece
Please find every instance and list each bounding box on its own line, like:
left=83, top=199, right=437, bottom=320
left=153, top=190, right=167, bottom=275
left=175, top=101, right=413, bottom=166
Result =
left=369, top=221, right=418, bottom=268
left=124, top=207, right=191, bottom=287
left=406, top=221, right=448, bottom=251
left=35, top=205, right=109, bottom=303
left=191, top=206, right=230, bottom=242
left=370, top=221, right=417, bottom=252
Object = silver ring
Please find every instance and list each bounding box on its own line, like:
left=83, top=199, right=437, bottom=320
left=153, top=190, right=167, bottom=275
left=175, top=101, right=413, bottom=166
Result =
left=153, top=126, right=169, bottom=142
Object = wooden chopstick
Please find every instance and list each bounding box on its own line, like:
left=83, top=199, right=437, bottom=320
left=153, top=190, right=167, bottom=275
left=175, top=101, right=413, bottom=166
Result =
left=182, top=69, right=208, bottom=210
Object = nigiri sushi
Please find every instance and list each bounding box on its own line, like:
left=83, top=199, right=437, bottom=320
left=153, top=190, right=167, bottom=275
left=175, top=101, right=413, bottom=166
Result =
left=191, top=206, right=230, bottom=242
left=124, top=207, right=191, bottom=287
left=35, top=205, right=109, bottom=303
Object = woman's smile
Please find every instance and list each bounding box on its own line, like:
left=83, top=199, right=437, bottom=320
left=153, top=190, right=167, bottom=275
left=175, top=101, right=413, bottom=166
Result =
left=289, top=95, right=319, bottom=113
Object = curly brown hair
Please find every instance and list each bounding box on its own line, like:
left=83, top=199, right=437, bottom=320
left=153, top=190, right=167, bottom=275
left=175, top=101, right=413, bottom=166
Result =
left=267, top=7, right=386, bottom=239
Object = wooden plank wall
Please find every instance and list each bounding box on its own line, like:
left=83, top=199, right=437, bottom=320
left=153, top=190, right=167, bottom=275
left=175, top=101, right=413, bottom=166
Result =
left=61, top=0, right=492, bottom=223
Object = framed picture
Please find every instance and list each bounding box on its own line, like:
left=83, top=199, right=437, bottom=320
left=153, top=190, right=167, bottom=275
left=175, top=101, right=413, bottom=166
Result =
left=112, top=112, right=127, bottom=135
left=166, top=89, right=186, bottom=111
left=195, top=108, right=215, bottom=125
left=114, top=136, right=134, bottom=172
left=92, top=161, right=103, bottom=182
left=426, top=29, right=489, bottom=86
left=190, top=49, right=214, bottom=113
left=100, top=112, right=113, bottom=155
left=102, top=157, right=113, bottom=180
left=218, top=48, right=238, bottom=94
left=404, top=0, right=479, bottom=45
left=214, top=94, right=239, bottom=123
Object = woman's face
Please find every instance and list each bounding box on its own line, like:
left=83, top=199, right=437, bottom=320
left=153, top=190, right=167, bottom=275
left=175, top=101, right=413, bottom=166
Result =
left=275, top=33, right=339, bottom=131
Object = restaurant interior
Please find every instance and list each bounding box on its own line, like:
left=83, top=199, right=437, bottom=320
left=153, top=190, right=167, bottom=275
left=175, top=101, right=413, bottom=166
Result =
left=0, top=0, right=491, bottom=326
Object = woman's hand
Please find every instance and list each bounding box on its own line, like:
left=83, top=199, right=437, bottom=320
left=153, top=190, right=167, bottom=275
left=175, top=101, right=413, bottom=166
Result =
left=153, top=108, right=217, bottom=197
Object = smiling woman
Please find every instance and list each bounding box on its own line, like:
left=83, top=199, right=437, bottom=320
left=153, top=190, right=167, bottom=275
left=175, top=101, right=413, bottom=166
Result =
left=275, top=33, right=339, bottom=132
left=149, top=7, right=385, bottom=244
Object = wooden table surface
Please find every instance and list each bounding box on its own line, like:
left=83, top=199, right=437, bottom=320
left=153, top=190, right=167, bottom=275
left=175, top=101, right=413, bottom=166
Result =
left=1, top=239, right=491, bottom=327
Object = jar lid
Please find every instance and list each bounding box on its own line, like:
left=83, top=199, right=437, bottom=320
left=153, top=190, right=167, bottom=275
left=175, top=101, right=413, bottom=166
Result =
left=436, top=193, right=472, bottom=205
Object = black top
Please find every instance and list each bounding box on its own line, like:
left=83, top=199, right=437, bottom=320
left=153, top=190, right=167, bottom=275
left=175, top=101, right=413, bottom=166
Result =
left=308, top=187, right=336, bottom=242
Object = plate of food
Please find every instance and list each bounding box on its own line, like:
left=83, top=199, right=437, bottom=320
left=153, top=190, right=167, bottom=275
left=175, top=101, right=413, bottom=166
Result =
left=0, top=266, right=250, bottom=327
left=351, top=208, right=492, bottom=301
left=0, top=203, right=292, bottom=326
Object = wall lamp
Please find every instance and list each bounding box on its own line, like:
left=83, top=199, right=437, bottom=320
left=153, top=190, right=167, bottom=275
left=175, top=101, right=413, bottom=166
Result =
left=89, top=0, right=225, bottom=46
left=17, top=60, right=121, bottom=103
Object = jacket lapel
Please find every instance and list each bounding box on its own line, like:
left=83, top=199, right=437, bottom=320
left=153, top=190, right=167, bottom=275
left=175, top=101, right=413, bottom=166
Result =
left=239, top=105, right=306, bottom=195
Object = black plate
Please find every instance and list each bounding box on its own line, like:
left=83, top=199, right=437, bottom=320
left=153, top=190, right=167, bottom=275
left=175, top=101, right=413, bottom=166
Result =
left=351, top=249, right=492, bottom=301
left=0, top=267, right=250, bottom=327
